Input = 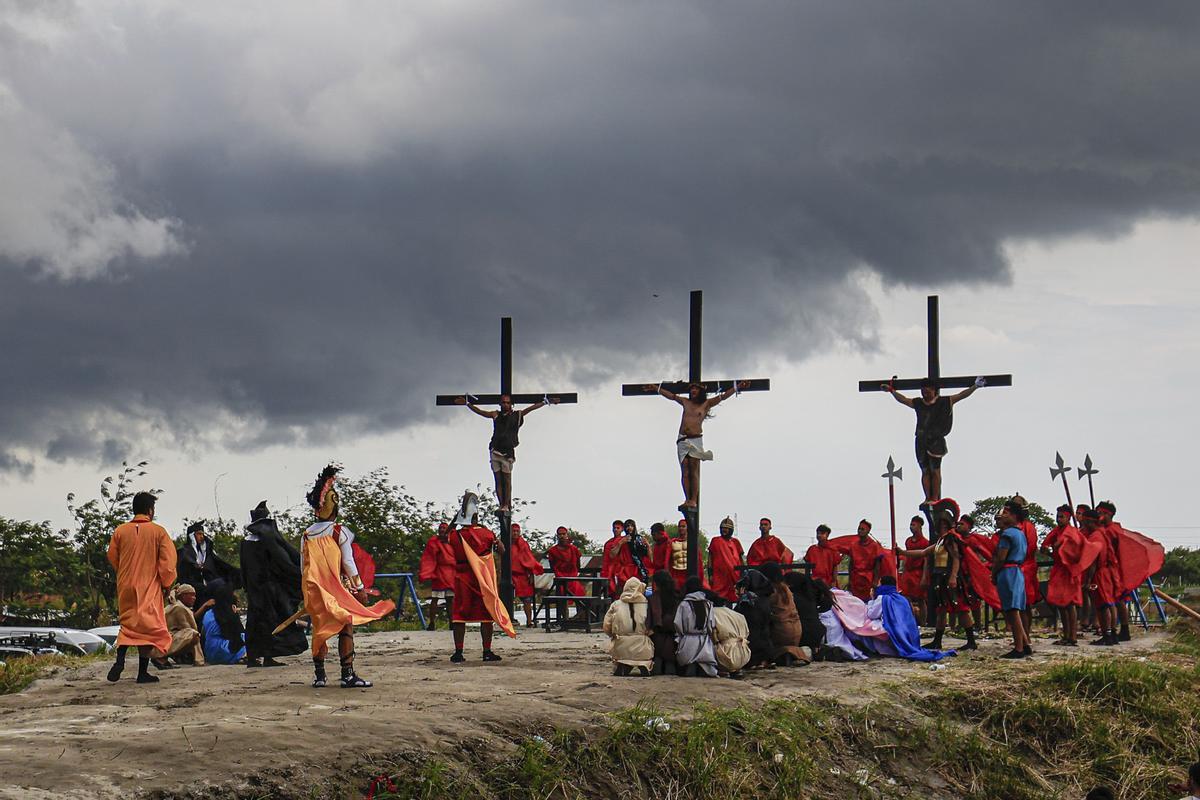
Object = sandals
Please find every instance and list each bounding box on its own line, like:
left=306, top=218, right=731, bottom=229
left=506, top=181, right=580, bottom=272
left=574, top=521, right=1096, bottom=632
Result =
left=312, top=676, right=327, bottom=688
left=340, top=673, right=373, bottom=688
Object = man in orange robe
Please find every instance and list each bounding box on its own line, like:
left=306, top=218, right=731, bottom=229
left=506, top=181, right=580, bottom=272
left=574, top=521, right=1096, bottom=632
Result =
left=707, top=517, right=744, bottom=603
left=747, top=517, right=788, bottom=566
left=301, top=465, right=396, bottom=687
left=417, top=523, right=455, bottom=630
left=509, top=523, right=544, bottom=628
left=106, top=491, right=177, bottom=684
left=804, top=524, right=842, bottom=588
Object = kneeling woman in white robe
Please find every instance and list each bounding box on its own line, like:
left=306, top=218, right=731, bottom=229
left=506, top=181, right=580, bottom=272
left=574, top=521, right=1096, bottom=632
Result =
left=674, top=576, right=718, bottom=677
left=602, top=576, right=653, bottom=676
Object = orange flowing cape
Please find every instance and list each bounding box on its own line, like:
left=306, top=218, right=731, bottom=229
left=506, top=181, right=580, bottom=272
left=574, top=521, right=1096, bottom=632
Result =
left=302, top=533, right=396, bottom=656
left=462, top=544, right=517, bottom=638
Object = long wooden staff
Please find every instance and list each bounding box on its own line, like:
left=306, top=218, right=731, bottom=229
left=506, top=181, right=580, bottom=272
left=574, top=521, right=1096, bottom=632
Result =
left=272, top=604, right=308, bottom=635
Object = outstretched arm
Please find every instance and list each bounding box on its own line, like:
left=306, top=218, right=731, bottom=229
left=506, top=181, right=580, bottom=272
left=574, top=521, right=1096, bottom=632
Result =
left=519, top=397, right=559, bottom=418
left=644, top=384, right=684, bottom=404
left=949, top=377, right=986, bottom=404
left=706, top=380, right=750, bottom=409
left=461, top=399, right=498, bottom=419
left=895, top=544, right=934, bottom=558
left=880, top=379, right=915, bottom=408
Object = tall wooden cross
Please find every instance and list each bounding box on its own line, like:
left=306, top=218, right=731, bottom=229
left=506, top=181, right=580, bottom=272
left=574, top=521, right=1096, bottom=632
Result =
left=857, top=295, right=1013, bottom=392
left=621, top=290, right=770, bottom=577
left=436, top=317, right=578, bottom=615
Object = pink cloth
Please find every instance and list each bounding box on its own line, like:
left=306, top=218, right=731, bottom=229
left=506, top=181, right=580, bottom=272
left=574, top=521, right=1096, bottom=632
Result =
left=830, top=589, right=889, bottom=640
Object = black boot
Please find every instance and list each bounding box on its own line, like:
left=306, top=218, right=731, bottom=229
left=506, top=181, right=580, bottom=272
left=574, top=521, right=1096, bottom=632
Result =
left=1118, top=625, right=1131, bottom=642
left=312, top=658, right=327, bottom=687
left=107, top=646, right=128, bottom=682
left=960, top=627, right=978, bottom=651
left=135, top=656, right=159, bottom=684
left=928, top=632, right=944, bottom=651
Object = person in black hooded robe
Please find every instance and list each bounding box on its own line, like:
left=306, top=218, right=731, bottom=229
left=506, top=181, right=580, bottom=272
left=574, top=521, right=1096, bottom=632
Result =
left=240, top=501, right=307, bottom=667
left=783, top=571, right=833, bottom=652
left=177, top=521, right=241, bottom=604
left=733, top=568, right=776, bottom=669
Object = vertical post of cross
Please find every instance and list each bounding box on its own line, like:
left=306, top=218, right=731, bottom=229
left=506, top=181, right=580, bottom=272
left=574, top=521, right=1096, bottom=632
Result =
left=685, top=291, right=703, bottom=576
left=927, top=296, right=940, bottom=383
left=497, top=317, right=514, bottom=615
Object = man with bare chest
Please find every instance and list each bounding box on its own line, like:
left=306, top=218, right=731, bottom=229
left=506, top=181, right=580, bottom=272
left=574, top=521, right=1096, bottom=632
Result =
left=645, top=381, right=749, bottom=512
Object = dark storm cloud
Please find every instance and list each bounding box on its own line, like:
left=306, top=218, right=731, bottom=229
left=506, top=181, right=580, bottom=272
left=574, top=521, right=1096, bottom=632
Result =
left=2, top=1, right=1200, bottom=471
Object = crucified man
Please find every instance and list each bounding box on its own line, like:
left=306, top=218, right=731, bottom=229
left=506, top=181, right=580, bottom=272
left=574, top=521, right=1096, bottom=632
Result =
left=645, top=381, right=749, bottom=513
left=459, top=393, right=556, bottom=512
left=880, top=377, right=983, bottom=505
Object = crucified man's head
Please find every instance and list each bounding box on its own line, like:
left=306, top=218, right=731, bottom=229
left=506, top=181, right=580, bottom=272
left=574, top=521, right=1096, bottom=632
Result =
left=920, top=379, right=938, bottom=403
left=500, top=394, right=513, bottom=413
left=688, top=383, right=708, bottom=403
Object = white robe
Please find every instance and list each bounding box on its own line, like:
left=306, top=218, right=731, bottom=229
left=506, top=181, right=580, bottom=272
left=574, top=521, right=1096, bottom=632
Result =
left=674, top=591, right=718, bottom=677
left=819, top=609, right=868, bottom=661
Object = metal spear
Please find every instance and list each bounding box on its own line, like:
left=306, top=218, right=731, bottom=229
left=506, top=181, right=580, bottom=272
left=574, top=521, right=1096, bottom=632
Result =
left=1049, top=451, right=1076, bottom=523
left=882, top=456, right=903, bottom=550
left=1077, top=454, right=1099, bottom=508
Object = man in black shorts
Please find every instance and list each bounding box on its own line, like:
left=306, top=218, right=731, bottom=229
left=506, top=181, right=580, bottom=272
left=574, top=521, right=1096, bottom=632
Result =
left=460, top=394, right=556, bottom=511
left=880, top=377, right=983, bottom=504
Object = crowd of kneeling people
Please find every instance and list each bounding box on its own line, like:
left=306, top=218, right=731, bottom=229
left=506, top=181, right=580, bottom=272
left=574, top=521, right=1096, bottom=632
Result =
left=602, top=564, right=837, bottom=678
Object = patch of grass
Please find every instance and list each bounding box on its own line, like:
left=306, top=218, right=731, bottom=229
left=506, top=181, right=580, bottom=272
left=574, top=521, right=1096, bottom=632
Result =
left=355, top=626, right=1200, bottom=800
left=357, top=617, right=428, bottom=633
left=0, top=652, right=102, bottom=695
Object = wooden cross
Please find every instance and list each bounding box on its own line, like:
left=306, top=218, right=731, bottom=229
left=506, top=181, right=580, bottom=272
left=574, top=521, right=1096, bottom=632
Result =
left=857, top=295, right=1013, bottom=392
left=621, top=290, right=770, bottom=577
left=435, top=317, right=578, bottom=614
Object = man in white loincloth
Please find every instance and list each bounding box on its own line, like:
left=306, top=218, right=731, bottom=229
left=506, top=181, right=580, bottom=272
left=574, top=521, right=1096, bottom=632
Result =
left=645, top=381, right=749, bottom=513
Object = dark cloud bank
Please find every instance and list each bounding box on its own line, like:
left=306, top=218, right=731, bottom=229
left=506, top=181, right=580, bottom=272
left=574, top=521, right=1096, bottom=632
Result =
left=2, top=2, right=1200, bottom=473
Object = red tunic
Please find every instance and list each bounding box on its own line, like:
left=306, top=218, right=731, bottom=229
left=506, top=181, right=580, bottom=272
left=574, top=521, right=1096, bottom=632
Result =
left=1042, top=524, right=1092, bottom=607
left=510, top=533, right=544, bottom=599
left=747, top=535, right=787, bottom=566
left=450, top=525, right=497, bottom=623
left=1087, top=528, right=1119, bottom=606
left=1019, top=520, right=1040, bottom=605
left=600, top=535, right=637, bottom=596
left=647, top=536, right=672, bottom=576
left=803, top=543, right=841, bottom=587
left=898, top=533, right=929, bottom=598
left=708, top=536, right=744, bottom=602
left=417, top=534, right=455, bottom=591
left=547, top=542, right=585, bottom=597
left=847, top=538, right=884, bottom=601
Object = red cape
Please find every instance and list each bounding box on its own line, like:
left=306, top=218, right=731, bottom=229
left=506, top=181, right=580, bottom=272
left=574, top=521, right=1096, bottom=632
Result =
left=1110, top=524, right=1165, bottom=593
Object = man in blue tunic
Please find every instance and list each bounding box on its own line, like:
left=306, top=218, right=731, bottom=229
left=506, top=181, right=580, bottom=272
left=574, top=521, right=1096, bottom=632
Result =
left=991, top=500, right=1030, bottom=659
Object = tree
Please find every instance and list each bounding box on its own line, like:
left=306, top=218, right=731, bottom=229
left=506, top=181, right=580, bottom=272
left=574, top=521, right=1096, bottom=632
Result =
left=0, top=518, right=81, bottom=605
left=1158, top=547, right=1200, bottom=587
left=967, top=496, right=1054, bottom=537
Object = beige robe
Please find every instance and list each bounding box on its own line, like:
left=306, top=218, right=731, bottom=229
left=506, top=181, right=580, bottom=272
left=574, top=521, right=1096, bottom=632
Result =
left=161, top=594, right=204, bottom=663
left=602, top=578, right=653, bottom=669
left=712, top=606, right=750, bottom=673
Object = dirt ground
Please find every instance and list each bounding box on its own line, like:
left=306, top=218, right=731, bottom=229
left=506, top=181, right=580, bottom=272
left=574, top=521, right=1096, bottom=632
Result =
left=0, top=626, right=1169, bottom=799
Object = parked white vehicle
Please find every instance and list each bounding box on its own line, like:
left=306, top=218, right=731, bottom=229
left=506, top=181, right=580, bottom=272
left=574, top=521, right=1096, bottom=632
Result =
left=0, top=627, right=112, bottom=655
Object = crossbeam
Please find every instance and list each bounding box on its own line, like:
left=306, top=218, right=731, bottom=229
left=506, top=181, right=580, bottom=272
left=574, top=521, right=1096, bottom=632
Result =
left=858, top=295, right=1012, bottom=392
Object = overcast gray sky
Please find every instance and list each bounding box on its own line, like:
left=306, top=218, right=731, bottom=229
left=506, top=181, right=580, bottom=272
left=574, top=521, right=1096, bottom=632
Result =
left=2, top=2, right=1198, bottom=554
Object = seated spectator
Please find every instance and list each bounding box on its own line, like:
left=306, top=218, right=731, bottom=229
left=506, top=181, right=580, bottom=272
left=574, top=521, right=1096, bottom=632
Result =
left=1170, top=761, right=1200, bottom=800
left=674, top=575, right=718, bottom=677
left=153, top=583, right=205, bottom=668
left=759, top=563, right=810, bottom=666
left=198, top=579, right=247, bottom=665
left=646, top=570, right=680, bottom=676
left=712, top=605, right=750, bottom=678
left=602, top=576, right=653, bottom=676
left=783, top=572, right=832, bottom=653
left=734, top=569, right=776, bottom=669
